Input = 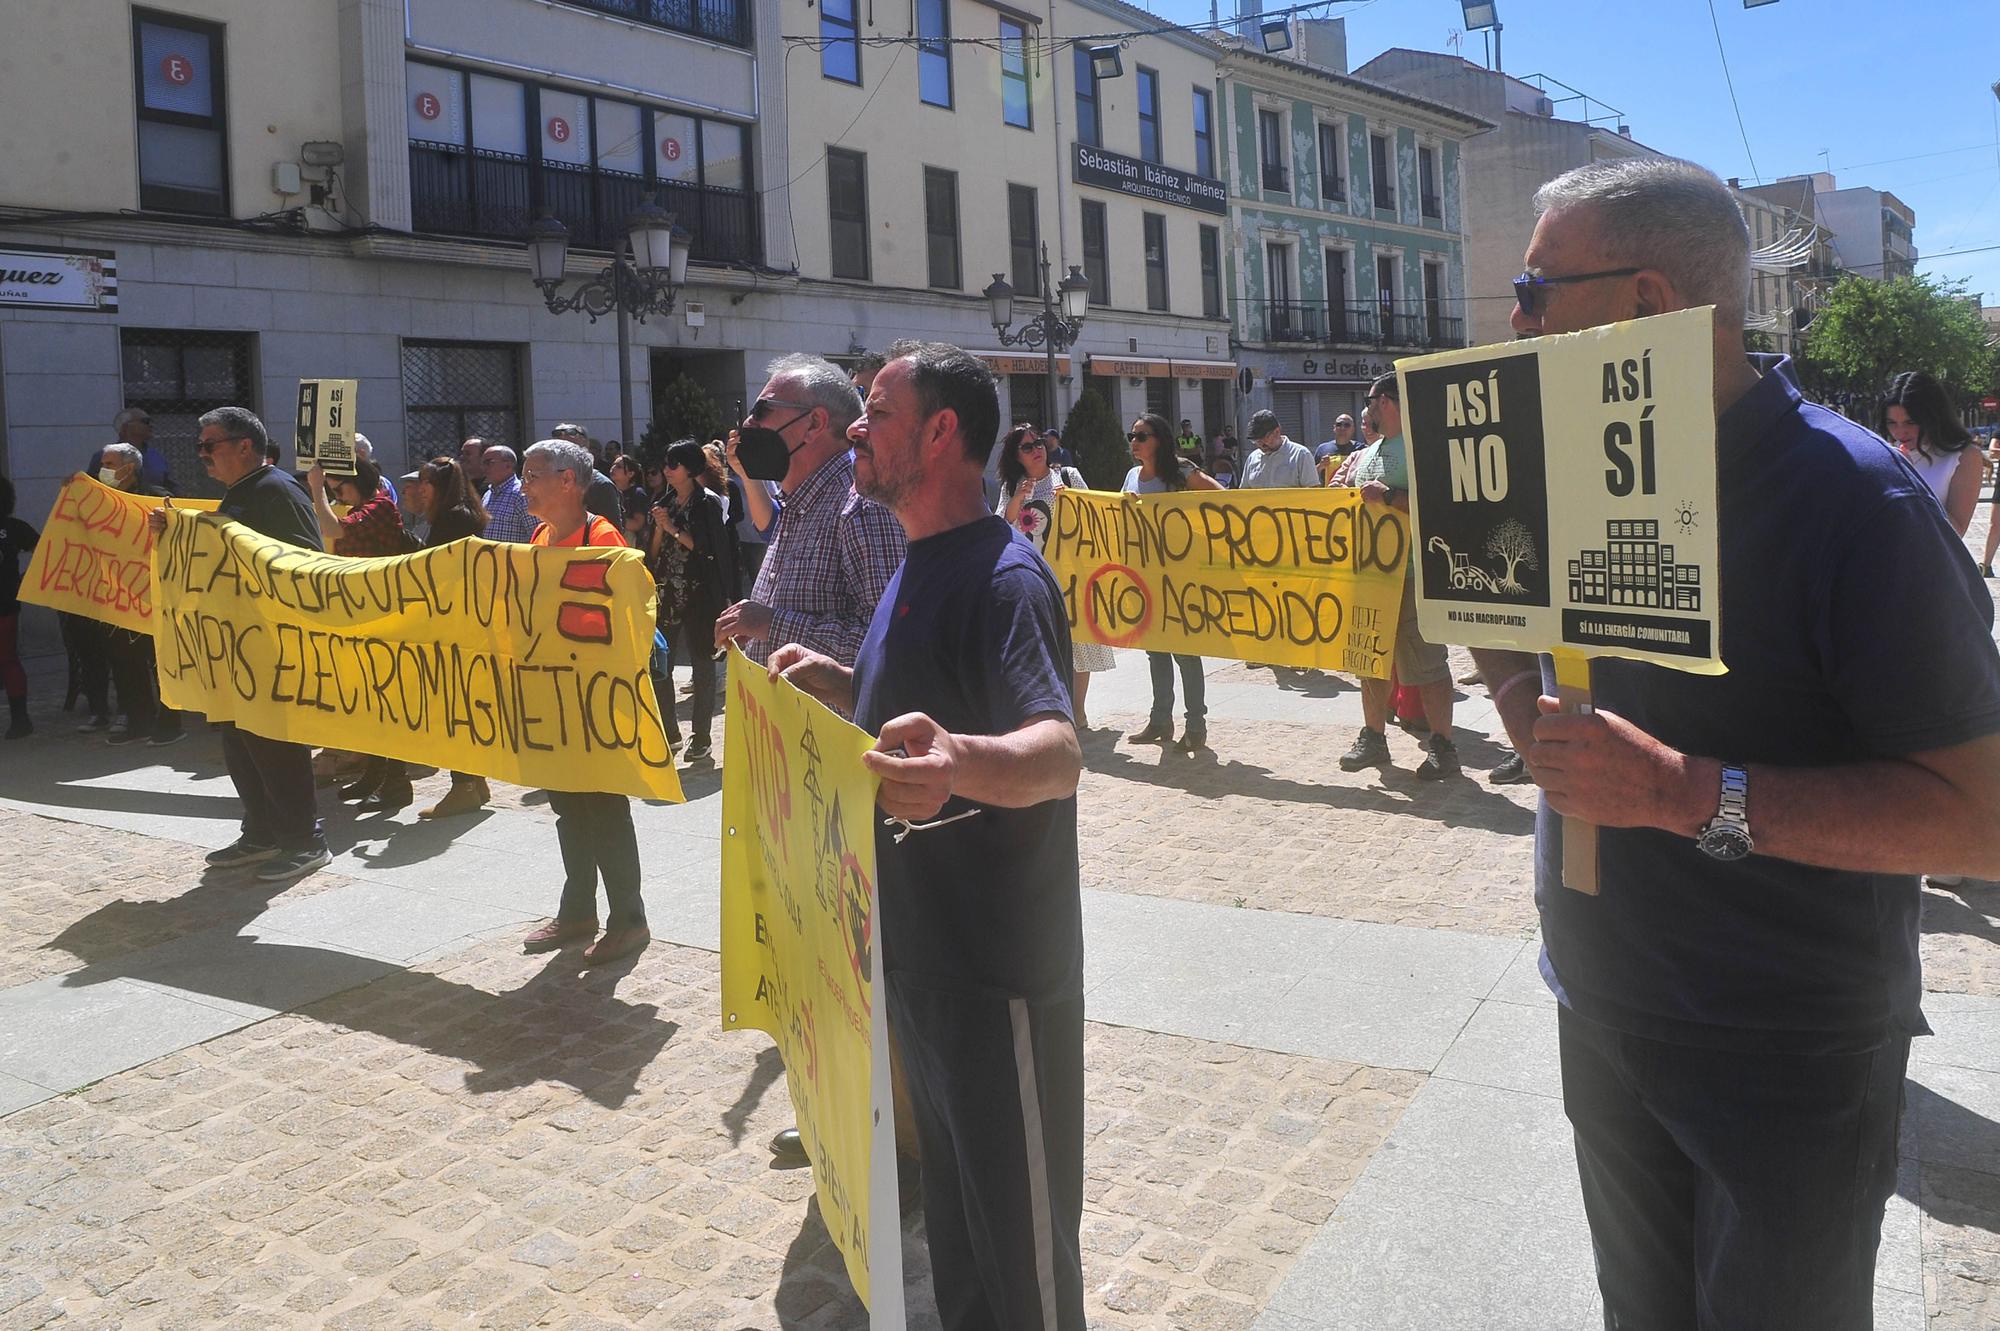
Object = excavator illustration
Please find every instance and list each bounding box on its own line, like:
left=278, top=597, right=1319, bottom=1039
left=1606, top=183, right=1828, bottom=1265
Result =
left=1426, top=536, right=1504, bottom=594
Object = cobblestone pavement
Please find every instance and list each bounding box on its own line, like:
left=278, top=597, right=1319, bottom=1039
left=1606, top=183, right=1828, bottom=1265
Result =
left=0, top=930, right=1417, bottom=1331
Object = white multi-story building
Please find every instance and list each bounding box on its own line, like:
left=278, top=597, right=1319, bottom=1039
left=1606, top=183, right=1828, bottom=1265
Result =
left=0, top=0, right=785, bottom=525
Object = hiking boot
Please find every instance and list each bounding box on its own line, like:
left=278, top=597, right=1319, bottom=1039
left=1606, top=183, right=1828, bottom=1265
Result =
left=1415, top=733, right=1461, bottom=781
left=419, top=776, right=489, bottom=819
left=1489, top=751, right=1529, bottom=785
left=1338, top=727, right=1391, bottom=771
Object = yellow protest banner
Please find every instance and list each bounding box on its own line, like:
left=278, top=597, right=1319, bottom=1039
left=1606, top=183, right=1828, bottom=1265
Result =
left=18, top=474, right=218, bottom=634
left=1043, top=486, right=1410, bottom=678
left=1398, top=306, right=1722, bottom=673
left=719, top=647, right=903, bottom=1321
left=150, top=507, right=685, bottom=802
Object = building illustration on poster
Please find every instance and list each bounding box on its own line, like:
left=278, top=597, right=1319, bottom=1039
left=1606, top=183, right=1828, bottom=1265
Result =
left=1567, top=520, right=1703, bottom=612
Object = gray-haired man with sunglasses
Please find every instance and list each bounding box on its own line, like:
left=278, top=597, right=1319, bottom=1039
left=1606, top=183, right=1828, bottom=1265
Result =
left=1479, top=156, right=2000, bottom=1329
left=715, top=353, right=905, bottom=669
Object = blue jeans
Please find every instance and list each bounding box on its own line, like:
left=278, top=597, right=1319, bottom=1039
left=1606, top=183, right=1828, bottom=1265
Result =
left=1557, top=1004, right=1906, bottom=1330
left=1146, top=652, right=1205, bottom=729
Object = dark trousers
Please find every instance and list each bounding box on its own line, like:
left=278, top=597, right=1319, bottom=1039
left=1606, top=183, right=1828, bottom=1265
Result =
left=680, top=615, right=718, bottom=744
left=65, top=614, right=114, bottom=717
left=1557, top=1005, right=1907, bottom=1331
left=548, top=790, right=645, bottom=930
left=218, top=723, right=322, bottom=850
left=108, top=630, right=180, bottom=738
left=888, top=975, right=1085, bottom=1331
left=1145, top=652, right=1206, bottom=728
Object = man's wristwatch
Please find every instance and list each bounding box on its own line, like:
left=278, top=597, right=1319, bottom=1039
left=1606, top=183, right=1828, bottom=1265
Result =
left=1695, top=763, right=1753, bottom=861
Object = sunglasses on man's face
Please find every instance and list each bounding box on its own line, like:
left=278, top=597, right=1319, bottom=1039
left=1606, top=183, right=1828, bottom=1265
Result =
left=1512, top=267, right=1643, bottom=317
left=748, top=398, right=816, bottom=420
left=196, top=434, right=239, bottom=454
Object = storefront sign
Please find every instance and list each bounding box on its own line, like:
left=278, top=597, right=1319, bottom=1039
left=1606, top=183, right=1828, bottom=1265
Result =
left=1297, top=354, right=1396, bottom=383
left=1073, top=144, right=1228, bottom=216
left=0, top=247, right=117, bottom=313
left=1088, top=356, right=1173, bottom=378
left=975, top=351, right=1073, bottom=377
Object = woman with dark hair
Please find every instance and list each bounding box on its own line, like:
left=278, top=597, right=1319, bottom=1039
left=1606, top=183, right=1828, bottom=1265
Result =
left=308, top=458, right=407, bottom=557
left=410, top=456, right=493, bottom=818
left=648, top=439, right=736, bottom=761
left=997, top=425, right=1117, bottom=726
left=609, top=453, right=649, bottom=544
left=1122, top=413, right=1220, bottom=752
left=1882, top=371, right=1982, bottom=536
left=0, top=476, right=37, bottom=739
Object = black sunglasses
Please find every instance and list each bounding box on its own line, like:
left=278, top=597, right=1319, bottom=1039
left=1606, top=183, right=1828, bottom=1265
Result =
left=1127, top=430, right=1152, bottom=441
left=748, top=397, right=816, bottom=421
left=1513, top=268, right=1643, bottom=316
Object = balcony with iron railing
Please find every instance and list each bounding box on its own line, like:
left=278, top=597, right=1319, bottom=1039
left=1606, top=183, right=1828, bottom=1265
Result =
left=409, top=142, right=760, bottom=265
left=559, top=0, right=751, bottom=47
left=1252, top=299, right=1464, bottom=350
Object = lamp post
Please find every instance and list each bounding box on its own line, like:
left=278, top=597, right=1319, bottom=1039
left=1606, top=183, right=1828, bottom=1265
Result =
left=984, top=242, right=1092, bottom=431
left=526, top=194, right=691, bottom=448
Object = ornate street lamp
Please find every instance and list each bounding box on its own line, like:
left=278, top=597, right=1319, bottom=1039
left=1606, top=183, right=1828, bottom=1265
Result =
left=526, top=194, right=692, bottom=447
left=985, top=242, right=1091, bottom=429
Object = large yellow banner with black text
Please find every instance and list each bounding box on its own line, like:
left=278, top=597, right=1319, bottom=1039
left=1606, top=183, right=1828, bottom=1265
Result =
left=1044, top=487, right=1410, bottom=678
left=719, top=648, right=902, bottom=1322
left=19, top=474, right=218, bottom=634
left=150, top=507, right=685, bottom=801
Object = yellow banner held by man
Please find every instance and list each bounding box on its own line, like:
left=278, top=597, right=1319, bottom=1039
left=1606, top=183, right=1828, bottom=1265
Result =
left=719, top=647, right=902, bottom=1320
left=19, top=474, right=218, bottom=634
left=150, top=507, right=684, bottom=802
left=1044, top=486, right=1410, bottom=678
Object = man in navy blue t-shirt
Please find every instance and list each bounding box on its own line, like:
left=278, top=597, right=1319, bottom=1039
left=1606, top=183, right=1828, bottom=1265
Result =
left=1471, top=158, right=2000, bottom=1329
left=768, top=339, right=1085, bottom=1331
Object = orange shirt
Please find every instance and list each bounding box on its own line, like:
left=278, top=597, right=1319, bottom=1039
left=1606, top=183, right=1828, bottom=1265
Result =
left=529, top=515, right=625, bottom=549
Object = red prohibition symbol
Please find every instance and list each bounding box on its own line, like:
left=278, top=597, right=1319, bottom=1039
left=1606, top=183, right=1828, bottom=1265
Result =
left=1082, top=562, right=1153, bottom=648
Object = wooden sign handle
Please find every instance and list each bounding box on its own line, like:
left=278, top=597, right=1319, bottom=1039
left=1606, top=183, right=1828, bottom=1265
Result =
left=1552, top=651, right=1600, bottom=896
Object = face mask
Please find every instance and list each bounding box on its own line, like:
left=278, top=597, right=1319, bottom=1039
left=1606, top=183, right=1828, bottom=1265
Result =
left=735, top=409, right=815, bottom=482
left=98, top=468, right=120, bottom=486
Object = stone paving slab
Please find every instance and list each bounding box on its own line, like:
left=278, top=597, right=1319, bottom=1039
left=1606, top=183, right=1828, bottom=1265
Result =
left=0, top=933, right=1421, bottom=1331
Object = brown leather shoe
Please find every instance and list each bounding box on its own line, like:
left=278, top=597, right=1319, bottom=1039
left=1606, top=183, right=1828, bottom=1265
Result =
left=581, top=926, right=651, bottom=966
left=523, top=918, right=597, bottom=953
left=420, top=777, right=489, bottom=820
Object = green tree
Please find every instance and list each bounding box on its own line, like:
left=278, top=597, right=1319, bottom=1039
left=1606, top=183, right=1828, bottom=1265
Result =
left=640, top=374, right=722, bottom=462
left=1800, top=274, right=1992, bottom=403
left=1063, top=388, right=1128, bottom=490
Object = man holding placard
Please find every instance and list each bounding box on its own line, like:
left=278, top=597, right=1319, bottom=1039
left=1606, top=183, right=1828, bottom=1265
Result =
left=1433, top=158, right=2000, bottom=1326
left=770, top=340, right=1086, bottom=1331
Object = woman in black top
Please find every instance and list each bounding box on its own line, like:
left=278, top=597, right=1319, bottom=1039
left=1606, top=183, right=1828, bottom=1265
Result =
left=648, top=439, right=736, bottom=761
left=0, top=476, right=38, bottom=739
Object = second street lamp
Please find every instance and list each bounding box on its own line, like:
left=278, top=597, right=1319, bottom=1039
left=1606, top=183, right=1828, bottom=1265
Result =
left=985, top=242, right=1091, bottom=434
left=526, top=194, right=691, bottom=449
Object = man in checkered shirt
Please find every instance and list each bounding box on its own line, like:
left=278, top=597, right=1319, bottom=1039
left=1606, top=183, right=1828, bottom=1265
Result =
left=716, top=353, right=905, bottom=671
left=481, top=445, right=537, bottom=543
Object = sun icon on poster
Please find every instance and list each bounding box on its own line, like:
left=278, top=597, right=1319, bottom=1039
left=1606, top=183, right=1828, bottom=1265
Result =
left=1674, top=500, right=1700, bottom=534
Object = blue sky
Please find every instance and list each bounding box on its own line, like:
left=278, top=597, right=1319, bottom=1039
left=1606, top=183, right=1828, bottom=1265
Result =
left=1148, top=0, right=2000, bottom=304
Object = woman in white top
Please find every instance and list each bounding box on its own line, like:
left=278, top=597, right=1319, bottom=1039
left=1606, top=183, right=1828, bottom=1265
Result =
left=1881, top=371, right=1982, bottom=537
left=997, top=425, right=1116, bottom=728
left=1120, top=413, right=1222, bottom=753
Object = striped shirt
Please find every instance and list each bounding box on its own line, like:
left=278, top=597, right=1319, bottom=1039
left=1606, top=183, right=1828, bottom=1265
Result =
left=745, top=450, right=905, bottom=667
left=484, top=475, right=535, bottom=543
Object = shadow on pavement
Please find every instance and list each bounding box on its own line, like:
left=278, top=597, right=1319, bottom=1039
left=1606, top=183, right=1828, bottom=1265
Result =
left=773, top=1195, right=941, bottom=1330
left=722, top=1045, right=787, bottom=1147
left=55, top=930, right=679, bottom=1109
left=1922, top=880, right=2000, bottom=945
left=1901, top=1079, right=2000, bottom=1236
left=1086, top=737, right=1535, bottom=835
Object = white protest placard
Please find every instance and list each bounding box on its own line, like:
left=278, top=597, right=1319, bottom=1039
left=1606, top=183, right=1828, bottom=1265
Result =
left=1397, top=306, right=1722, bottom=675
left=295, top=378, right=359, bottom=476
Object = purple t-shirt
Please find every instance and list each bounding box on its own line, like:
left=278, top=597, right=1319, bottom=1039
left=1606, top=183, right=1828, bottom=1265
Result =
left=852, top=515, right=1080, bottom=999
left=1539, top=357, right=2000, bottom=1052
